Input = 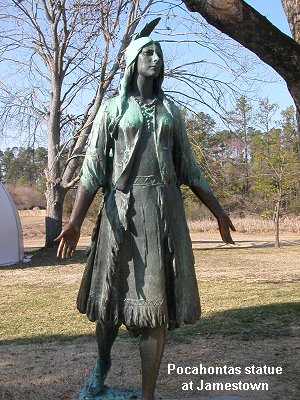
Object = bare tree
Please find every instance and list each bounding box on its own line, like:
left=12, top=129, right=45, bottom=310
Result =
left=181, top=0, right=300, bottom=112
left=0, top=0, right=154, bottom=246
left=0, top=0, right=264, bottom=246
left=159, top=3, right=263, bottom=118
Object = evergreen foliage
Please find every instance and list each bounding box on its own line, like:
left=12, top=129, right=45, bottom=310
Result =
left=183, top=96, right=300, bottom=222
left=2, top=97, right=300, bottom=225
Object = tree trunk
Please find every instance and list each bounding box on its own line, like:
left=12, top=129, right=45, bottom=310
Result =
left=273, top=197, right=281, bottom=248
left=281, top=1, right=300, bottom=160
left=45, top=73, right=63, bottom=247
left=45, top=182, right=66, bottom=247
left=281, top=0, right=300, bottom=43
left=296, top=111, right=300, bottom=160
left=62, top=110, right=97, bottom=188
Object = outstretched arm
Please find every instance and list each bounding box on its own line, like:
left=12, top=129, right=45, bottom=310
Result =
left=169, top=100, right=235, bottom=243
left=190, top=185, right=236, bottom=244
left=56, top=184, right=97, bottom=259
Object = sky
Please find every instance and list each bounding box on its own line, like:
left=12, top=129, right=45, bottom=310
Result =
left=158, top=0, right=294, bottom=128
left=0, top=1, right=296, bottom=150
left=246, top=0, right=290, bottom=34
left=242, top=0, right=294, bottom=110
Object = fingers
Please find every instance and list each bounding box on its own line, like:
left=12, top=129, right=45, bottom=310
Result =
left=56, top=237, right=76, bottom=259
left=222, top=215, right=236, bottom=232
left=54, top=232, right=63, bottom=242
left=56, top=225, right=79, bottom=259
left=220, top=227, right=234, bottom=244
left=62, top=241, right=69, bottom=259
left=218, top=219, right=235, bottom=244
left=65, top=242, right=75, bottom=259
left=228, top=219, right=236, bottom=232
left=57, top=237, right=65, bottom=258
left=55, top=230, right=68, bottom=258
left=223, top=232, right=235, bottom=245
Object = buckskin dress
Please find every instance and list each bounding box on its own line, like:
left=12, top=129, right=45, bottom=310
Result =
left=77, top=94, right=210, bottom=331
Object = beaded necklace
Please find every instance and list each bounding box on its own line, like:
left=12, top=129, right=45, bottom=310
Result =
left=134, top=97, right=157, bottom=132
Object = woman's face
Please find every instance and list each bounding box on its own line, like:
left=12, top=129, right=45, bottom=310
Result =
left=136, top=43, right=163, bottom=79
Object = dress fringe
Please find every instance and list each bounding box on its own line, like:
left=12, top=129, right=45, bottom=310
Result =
left=77, top=185, right=201, bottom=330
left=123, top=299, right=168, bottom=327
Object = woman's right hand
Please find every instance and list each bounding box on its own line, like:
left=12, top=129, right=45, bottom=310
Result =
left=55, top=223, right=81, bottom=259
left=217, top=214, right=236, bottom=244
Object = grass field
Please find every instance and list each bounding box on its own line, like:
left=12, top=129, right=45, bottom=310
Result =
left=1, top=247, right=299, bottom=343
left=0, top=218, right=300, bottom=399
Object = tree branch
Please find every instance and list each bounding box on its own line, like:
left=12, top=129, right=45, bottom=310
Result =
left=182, top=0, right=300, bottom=111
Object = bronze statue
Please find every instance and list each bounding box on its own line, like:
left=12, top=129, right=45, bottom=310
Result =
left=56, top=18, right=235, bottom=400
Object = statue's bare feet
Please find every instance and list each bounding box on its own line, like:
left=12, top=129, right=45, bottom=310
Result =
left=84, top=358, right=112, bottom=397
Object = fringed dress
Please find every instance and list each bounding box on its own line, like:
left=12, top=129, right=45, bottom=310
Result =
left=77, top=95, right=208, bottom=331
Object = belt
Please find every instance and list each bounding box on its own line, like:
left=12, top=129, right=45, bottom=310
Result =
left=132, top=175, right=163, bottom=186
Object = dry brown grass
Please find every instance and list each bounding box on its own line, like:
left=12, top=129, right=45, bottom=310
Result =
left=5, top=184, right=45, bottom=210
left=20, top=214, right=300, bottom=242
left=188, top=215, right=300, bottom=234
left=20, top=216, right=94, bottom=241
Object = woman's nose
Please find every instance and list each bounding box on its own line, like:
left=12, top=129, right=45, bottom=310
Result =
left=152, top=52, right=160, bottom=63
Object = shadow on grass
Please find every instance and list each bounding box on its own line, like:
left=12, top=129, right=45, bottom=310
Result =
left=2, top=302, right=299, bottom=345
left=171, top=301, right=300, bottom=341
left=0, top=247, right=88, bottom=270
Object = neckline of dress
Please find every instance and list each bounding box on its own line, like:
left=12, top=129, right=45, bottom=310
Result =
left=133, top=96, right=158, bottom=107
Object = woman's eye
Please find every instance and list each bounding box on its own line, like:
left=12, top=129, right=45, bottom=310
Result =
left=141, top=48, right=162, bottom=58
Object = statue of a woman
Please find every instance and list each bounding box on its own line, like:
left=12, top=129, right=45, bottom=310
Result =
left=56, top=19, right=235, bottom=400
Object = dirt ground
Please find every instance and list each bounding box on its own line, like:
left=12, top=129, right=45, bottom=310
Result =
left=1, top=216, right=299, bottom=400
left=2, top=335, right=299, bottom=400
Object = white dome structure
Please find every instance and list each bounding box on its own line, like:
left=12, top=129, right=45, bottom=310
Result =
left=0, top=183, right=24, bottom=266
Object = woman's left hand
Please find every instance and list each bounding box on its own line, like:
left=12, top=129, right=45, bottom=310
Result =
left=217, top=214, right=236, bottom=244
